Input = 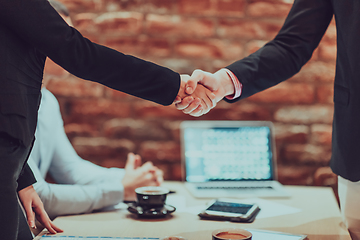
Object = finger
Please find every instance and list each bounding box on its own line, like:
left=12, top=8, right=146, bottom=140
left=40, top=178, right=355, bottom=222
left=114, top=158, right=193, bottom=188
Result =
left=144, top=173, right=158, bottom=186
left=141, top=161, right=154, bottom=172
left=34, top=207, right=62, bottom=234
left=133, top=154, right=142, bottom=169
left=49, top=222, right=64, bottom=233
left=175, top=96, right=194, bottom=110
left=155, top=169, right=164, bottom=185
left=125, top=153, right=136, bottom=171
left=173, top=95, right=181, bottom=104
left=182, top=98, right=202, bottom=114
left=200, top=94, right=212, bottom=111
left=186, top=69, right=205, bottom=94
left=207, top=91, right=217, bottom=107
left=188, top=104, right=205, bottom=117
left=23, top=201, right=36, bottom=229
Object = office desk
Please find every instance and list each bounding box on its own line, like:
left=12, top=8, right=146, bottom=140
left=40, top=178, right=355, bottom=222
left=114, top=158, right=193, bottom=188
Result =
left=34, top=181, right=351, bottom=240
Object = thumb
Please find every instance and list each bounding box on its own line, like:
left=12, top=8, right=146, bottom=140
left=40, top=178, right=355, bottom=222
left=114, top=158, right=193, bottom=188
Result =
left=133, top=154, right=142, bottom=169
left=186, top=69, right=205, bottom=94
left=125, top=153, right=136, bottom=171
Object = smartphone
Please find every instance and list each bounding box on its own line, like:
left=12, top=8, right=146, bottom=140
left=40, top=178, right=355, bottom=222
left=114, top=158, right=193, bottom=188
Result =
left=199, top=199, right=260, bottom=222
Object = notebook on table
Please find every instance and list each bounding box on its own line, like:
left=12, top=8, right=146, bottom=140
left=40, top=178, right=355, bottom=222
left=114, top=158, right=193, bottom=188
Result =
left=180, top=120, right=290, bottom=198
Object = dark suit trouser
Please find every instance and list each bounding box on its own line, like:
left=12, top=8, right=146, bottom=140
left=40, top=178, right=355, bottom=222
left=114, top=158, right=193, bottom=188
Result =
left=0, top=133, right=33, bottom=240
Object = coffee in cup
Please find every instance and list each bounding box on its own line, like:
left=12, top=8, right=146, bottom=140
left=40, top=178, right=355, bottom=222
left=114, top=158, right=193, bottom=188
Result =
left=135, top=186, right=169, bottom=209
left=212, top=228, right=252, bottom=240
left=160, top=236, right=187, bottom=240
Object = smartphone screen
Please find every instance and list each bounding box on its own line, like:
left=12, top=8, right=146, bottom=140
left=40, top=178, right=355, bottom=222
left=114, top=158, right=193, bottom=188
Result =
left=206, top=200, right=255, bottom=214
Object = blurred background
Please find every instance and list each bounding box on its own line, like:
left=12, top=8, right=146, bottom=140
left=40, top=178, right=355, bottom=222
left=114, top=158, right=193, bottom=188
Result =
left=45, top=0, right=337, bottom=191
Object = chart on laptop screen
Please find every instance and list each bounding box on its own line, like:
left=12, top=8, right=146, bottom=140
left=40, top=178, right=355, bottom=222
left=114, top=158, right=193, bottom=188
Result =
left=184, top=126, right=273, bottom=182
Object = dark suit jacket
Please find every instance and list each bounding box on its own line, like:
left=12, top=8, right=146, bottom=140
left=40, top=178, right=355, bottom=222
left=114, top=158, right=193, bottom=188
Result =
left=226, top=0, right=360, bottom=181
left=0, top=0, right=180, bottom=189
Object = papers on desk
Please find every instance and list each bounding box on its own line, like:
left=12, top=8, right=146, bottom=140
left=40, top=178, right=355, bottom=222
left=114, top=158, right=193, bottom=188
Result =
left=39, top=237, right=160, bottom=240
left=247, top=229, right=307, bottom=240
left=166, top=195, right=301, bottom=219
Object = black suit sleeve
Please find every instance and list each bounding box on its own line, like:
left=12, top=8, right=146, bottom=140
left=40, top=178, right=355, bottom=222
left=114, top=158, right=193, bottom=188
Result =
left=225, top=0, right=333, bottom=102
left=0, top=0, right=180, bottom=106
left=17, top=163, right=36, bottom=191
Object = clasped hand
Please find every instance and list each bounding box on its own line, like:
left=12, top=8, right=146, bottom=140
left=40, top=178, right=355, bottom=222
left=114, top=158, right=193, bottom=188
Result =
left=174, top=69, right=235, bottom=117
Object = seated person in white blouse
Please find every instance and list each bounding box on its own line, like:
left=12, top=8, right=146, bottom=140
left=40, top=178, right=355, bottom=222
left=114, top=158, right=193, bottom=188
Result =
left=28, top=87, right=164, bottom=219
left=27, top=0, right=163, bottom=219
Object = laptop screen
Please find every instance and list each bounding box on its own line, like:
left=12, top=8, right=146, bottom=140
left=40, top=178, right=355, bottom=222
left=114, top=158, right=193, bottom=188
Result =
left=181, top=121, right=275, bottom=182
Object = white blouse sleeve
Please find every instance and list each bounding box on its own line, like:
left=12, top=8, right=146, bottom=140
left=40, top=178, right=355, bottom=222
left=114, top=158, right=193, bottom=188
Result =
left=31, top=89, right=126, bottom=218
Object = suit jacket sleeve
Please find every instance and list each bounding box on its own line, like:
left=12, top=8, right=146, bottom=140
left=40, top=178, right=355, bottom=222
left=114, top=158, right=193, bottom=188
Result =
left=0, top=0, right=180, bottom=106
left=225, top=0, right=333, bottom=102
left=17, top=163, right=36, bottom=191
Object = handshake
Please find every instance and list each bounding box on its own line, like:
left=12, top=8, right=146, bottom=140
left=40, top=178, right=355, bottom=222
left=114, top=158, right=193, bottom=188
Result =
left=174, top=69, right=237, bottom=117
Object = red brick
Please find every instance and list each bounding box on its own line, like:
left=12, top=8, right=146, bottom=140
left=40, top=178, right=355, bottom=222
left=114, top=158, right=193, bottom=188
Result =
left=104, top=87, right=138, bottom=100
left=178, top=0, right=213, bottom=15
left=94, top=12, right=144, bottom=35
left=73, top=13, right=99, bottom=35
left=64, top=123, right=98, bottom=139
left=311, top=124, right=332, bottom=145
left=274, top=123, right=309, bottom=144
left=171, top=163, right=183, bottom=181
left=46, top=77, right=105, bottom=98
left=154, top=58, right=195, bottom=74
left=216, top=0, right=246, bottom=17
left=156, top=164, right=172, bottom=181
left=245, top=40, right=267, bottom=55
left=218, top=19, right=283, bottom=40
left=146, top=14, right=215, bottom=37
left=218, top=102, right=272, bottom=120
left=317, top=84, right=334, bottom=104
left=60, top=0, right=102, bottom=12
left=248, top=82, right=315, bottom=104
left=291, top=61, right=335, bottom=83
left=276, top=165, right=315, bottom=185
left=104, top=37, right=140, bottom=54
left=139, top=141, right=181, bottom=162
left=139, top=38, right=172, bottom=57
left=72, top=137, right=136, bottom=159
left=101, top=158, right=127, bottom=169
left=175, top=39, right=243, bottom=60
left=103, top=0, right=176, bottom=14
left=275, top=105, right=334, bottom=124
left=318, top=41, right=337, bottom=62
left=282, top=143, right=332, bottom=164
left=163, top=120, right=182, bottom=142
left=248, top=0, right=292, bottom=18
left=141, top=0, right=177, bottom=14
left=69, top=98, right=131, bottom=118
left=102, top=0, right=142, bottom=12
left=134, top=101, right=195, bottom=120
left=103, top=118, right=170, bottom=140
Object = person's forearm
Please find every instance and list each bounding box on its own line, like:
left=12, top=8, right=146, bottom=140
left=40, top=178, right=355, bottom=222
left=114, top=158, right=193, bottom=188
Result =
left=33, top=181, right=123, bottom=218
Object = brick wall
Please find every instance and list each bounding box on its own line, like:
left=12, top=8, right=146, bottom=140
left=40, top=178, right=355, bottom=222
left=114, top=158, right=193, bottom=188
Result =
left=45, top=0, right=337, bottom=187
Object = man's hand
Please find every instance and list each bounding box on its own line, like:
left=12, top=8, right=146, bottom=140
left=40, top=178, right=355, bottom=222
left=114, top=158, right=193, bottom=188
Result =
left=174, top=74, right=216, bottom=117
left=18, top=185, right=63, bottom=234
left=175, top=69, right=235, bottom=116
left=121, top=153, right=164, bottom=201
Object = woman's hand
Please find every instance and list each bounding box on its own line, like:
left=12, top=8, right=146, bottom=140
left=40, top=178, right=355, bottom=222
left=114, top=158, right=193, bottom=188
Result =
left=18, top=185, right=63, bottom=234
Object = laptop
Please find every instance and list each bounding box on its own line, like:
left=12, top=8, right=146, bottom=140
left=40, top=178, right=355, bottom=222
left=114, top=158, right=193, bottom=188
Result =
left=180, top=120, right=290, bottom=198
